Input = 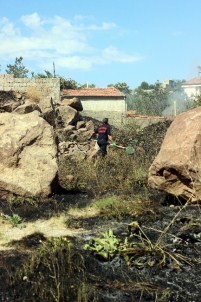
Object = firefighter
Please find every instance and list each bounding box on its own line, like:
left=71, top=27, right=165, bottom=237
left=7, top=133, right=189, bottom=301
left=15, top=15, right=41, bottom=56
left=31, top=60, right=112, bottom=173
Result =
left=95, top=118, right=113, bottom=157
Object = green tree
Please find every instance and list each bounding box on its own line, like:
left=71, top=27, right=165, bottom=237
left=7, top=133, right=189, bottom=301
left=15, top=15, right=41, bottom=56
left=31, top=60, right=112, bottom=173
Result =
left=139, top=81, right=154, bottom=90
left=6, top=57, right=29, bottom=78
left=127, top=81, right=169, bottom=115
left=79, top=83, right=96, bottom=88
left=60, top=77, right=79, bottom=89
left=107, top=82, right=131, bottom=94
left=33, top=70, right=54, bottom=78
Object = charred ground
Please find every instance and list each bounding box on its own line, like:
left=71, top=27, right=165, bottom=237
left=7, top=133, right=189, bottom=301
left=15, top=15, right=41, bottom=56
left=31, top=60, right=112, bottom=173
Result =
left=0, top=120, right=201, bottom=302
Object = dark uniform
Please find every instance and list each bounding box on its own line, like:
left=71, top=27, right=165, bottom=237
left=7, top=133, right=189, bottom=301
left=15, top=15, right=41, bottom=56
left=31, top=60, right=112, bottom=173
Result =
left=95, top=118, right=112, bottom=157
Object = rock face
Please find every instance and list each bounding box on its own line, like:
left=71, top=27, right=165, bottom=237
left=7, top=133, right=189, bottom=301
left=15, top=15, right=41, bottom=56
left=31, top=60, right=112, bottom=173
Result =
left=148, top=107, right=201, bottom=202
left=0, top=112, right=58, bottom=198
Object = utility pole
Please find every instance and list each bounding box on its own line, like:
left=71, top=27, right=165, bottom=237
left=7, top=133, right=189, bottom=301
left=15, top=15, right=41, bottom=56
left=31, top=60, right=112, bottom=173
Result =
left=53, top=61, right=56, bottom=77
left=173, top=100, right=177, bottom=116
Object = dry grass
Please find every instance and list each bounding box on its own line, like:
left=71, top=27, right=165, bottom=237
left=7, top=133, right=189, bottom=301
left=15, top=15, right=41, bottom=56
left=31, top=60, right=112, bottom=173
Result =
left=25, top=86, right=42, bottom=103
left=8, top=237, right=87, bottom=302
left=58, top=149, right=150, bottom=198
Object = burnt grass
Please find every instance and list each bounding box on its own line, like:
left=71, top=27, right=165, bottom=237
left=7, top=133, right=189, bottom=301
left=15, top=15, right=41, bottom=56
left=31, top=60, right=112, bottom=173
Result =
left=0, top=192, right=201, bottom=302
left=0, top=120, right=201, bottom=301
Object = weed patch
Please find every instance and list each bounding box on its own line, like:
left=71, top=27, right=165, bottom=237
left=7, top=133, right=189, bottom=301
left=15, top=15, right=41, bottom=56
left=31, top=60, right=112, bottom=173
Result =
left=84, top=221, right=193, bottom=270
left=2, top=213, right=26, bottom=229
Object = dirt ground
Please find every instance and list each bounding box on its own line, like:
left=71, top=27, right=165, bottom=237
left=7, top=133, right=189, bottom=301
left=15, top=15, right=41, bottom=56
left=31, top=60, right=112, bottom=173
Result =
left=0, top=191, right=201, bottom=302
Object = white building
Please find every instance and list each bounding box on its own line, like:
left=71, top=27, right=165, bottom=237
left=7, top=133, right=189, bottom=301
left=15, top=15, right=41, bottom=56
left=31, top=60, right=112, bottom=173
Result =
left=61, top=87, right=126, bottom=113
left=181, top=78, right=201, bottom=99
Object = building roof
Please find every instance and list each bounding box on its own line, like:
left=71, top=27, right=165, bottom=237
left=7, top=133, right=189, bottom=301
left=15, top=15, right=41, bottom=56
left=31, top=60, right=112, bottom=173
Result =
left=183, top=78, right=201, bottom=85
left=62, top=87, right=125, bottom=97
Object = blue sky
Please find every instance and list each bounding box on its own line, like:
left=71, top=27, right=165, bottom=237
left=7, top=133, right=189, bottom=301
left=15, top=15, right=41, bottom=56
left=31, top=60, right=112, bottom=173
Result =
left=0, top=0, right=201, bottom=88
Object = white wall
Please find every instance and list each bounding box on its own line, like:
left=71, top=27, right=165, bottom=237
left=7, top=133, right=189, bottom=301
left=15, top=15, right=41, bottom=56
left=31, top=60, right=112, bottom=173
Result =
left=81, top=99, right=126, bottom=112
left=182, top=85, right=201, bottom=98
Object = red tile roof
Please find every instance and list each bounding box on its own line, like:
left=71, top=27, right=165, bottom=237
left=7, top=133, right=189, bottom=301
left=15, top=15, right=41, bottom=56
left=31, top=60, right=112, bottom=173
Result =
left=183, top=78, right=201, bottom=85
left=62, top=87, right=125, bottom=97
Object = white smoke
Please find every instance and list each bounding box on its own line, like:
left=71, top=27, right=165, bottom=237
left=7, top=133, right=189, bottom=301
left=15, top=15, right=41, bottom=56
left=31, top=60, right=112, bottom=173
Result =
left=162, top=89, right=191, bottom=116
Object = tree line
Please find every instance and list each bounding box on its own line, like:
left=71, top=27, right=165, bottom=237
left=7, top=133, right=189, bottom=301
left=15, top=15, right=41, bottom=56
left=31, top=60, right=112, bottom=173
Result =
left=2, top=57, right=195, bottom=116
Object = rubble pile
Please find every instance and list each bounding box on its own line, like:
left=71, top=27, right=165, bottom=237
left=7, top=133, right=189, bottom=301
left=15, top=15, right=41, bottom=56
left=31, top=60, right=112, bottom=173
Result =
left=55, top=97, right=98, bottom=160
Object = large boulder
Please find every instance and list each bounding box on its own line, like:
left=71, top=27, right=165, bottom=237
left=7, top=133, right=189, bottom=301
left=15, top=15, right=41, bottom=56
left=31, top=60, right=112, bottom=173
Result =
left=148, top=107, right=201, bottom=202
left=0, top=112, right=58, bottom=198
left=62, top=97, right=83, bottom=111
left=59, top=105, right=81, bottom=126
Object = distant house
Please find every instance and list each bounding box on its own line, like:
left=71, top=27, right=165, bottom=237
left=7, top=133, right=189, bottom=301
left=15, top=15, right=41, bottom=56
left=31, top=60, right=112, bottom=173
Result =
left=162, top=80, right=175, bottom=90
left=61, top=87, right=126, bottom=113
left=181, top=78, right=201, bottom=99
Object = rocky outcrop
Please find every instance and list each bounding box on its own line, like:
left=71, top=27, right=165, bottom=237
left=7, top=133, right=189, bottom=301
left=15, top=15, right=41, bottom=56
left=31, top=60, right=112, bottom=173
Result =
left=0, top=111, right=58, bottom=198
left=148, top=106, right=201, bottom=202
left=0, top=91, right=99, bottom=199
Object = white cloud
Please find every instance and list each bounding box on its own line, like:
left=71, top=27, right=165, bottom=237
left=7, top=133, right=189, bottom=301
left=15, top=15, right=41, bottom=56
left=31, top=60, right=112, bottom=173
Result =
left=102, top=46, right=143, bottom=63
left=21, top=13, right=42, bottom=29
left=86, top=22, right=116, bottom=31
left=51, top=56, right=92, bottom=69
left=0, top=17, right=18, bottom=36
left=0, top=13, right=143, bottom=72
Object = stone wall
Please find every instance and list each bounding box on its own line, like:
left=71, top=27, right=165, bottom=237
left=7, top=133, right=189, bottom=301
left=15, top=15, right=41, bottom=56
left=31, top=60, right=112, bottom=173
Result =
left=124, top=116, right=171, bottom=129
left=0, top=74, right=60, bottom=105
left=82, top=110, right=172, bottom=129
left=82, top=110, right=124, bottom=128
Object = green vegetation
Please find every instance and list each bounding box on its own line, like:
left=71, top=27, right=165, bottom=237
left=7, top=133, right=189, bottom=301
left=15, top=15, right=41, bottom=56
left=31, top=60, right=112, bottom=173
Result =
left=84, top=221, right=192, bottom=269
left=92, top=194, right=157, bottom=221
left=2, top=213, right=25, bottom=228
left=107, top=82, right=131, bottom=94
left=127, top=82, right=169, bottom=115
left=6, top=56, right=29, bottom=78
left=83, top=229, right=120, bottom=260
